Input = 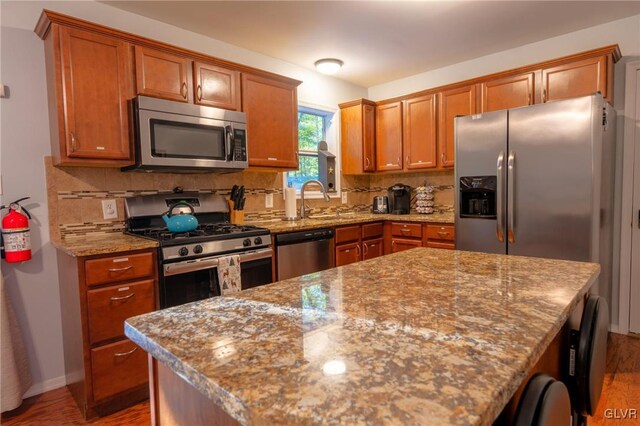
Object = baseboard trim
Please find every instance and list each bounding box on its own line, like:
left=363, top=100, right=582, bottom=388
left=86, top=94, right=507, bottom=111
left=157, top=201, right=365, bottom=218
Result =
left=23, top=376, right=66, bottom=399
left=609, top=324, right=627, bottom=335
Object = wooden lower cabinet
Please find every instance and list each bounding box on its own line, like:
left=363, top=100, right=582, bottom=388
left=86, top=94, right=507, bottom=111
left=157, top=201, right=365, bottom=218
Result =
left=424, top=224, right=456, bottom=250
left=362, top=238, right=384, bottom=260
left=385, top=221, right=456, bottom=254
left=57, top=248, right=158, bottom=419
left=335, top=222, right=384, bottom=266
left=391, top=238, right=422, bottom=253
left=336, top=242, right=361, bottom=267
left=91, top=339, right=148, bottom=402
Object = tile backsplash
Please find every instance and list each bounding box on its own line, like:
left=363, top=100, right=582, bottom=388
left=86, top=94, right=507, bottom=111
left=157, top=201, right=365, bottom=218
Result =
left=44, top=157, right=454, bottom=239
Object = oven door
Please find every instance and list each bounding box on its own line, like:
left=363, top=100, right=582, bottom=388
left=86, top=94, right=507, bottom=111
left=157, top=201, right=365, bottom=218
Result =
left=160, top=248, right=273, bottom=308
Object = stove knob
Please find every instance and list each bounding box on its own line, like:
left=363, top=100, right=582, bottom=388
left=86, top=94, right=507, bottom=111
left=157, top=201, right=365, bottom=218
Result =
left=178, top=247, right=189, bottom=257
left=193, top=245, right=203, bottom=254
left=243, top=238, right=251, bottom=247
left=254, top=237, right=263, bottom=245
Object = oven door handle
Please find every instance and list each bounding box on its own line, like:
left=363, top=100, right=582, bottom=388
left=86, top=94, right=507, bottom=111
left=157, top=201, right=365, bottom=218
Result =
left=163, top=248, right=273, bottom=277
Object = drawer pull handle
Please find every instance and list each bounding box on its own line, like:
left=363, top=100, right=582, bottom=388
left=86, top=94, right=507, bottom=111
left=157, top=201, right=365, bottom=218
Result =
left=110, top=293, right=134, bottom=302
left=114, top=347, right=137, bottom=357
left=437, top=232, right=451, bottom=238
left=108, top=266, right=133, bottom=272
left=400, top=228, right=411, bottom=233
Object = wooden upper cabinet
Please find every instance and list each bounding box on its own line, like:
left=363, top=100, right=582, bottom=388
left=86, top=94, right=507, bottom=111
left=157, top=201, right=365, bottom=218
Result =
left=376, top=102, right=403, bottom=171
left=438, top=85, right=476, bottom=168
left=480, top=73, right=534, bottom=113
left=542, top=55, right=609, bottom=103
left=403, top=94, right=437, bottom=170
left=241, top=73, right=299, bottom=169
left=193, top=62, right=241, bottom=110
left=55, top=26, right=132, bottom=164
left=340, top=99, right=376, bottom=174
left=135, top=46, right=191, bottom=102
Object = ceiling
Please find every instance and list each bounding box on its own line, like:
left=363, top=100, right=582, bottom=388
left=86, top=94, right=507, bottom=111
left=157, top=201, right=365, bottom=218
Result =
left=102, top=1, right=640, bottom=88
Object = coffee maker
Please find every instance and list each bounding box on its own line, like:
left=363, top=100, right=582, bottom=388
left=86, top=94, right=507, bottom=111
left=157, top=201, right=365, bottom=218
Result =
left=388, top=184, right=411, bottom=214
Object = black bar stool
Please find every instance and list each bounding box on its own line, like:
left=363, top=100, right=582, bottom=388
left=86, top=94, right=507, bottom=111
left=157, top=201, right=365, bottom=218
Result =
left=568, top=295, right=609, bottom=425
left=514, top=373, right=572, bottom=426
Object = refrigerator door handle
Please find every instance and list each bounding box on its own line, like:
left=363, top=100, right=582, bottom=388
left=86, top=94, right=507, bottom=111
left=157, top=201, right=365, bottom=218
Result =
left=508, top=150, right=516, bottom=243
left=496, top=151, right=505, bottom=242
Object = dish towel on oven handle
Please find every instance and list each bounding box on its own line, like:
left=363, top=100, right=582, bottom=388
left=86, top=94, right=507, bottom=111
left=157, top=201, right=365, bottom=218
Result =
left=217, top=255, right=242, bottom=295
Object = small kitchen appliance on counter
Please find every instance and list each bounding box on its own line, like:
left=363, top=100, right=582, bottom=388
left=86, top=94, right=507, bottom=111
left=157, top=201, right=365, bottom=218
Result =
left=372, top=196, right=389, bottom=214
left=124, top=191, right=272, bottom=308
left=388, top=184, right=411, bottom=215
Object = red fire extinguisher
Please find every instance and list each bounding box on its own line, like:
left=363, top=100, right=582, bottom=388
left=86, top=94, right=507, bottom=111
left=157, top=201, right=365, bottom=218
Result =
left=1, top=197, right=32, bottom=263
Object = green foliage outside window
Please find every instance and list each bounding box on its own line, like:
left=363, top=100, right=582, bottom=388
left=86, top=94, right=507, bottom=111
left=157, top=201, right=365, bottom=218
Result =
left=286, top=110, right=327, bottom=190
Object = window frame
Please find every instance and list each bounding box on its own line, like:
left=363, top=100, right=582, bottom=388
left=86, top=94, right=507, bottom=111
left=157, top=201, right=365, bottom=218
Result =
left=283, top=102, right=340, bottom=200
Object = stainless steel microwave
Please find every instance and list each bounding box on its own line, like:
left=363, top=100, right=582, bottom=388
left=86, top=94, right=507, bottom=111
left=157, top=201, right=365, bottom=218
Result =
left=122, top=96, right=248, bottom=173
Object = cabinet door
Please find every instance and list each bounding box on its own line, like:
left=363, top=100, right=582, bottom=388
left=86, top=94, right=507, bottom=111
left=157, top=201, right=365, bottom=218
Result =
left=363, top=238, right=384, bottom=260
left=391, top=238, right=422, bottom=253
left=59, top=27, right=131, bottom=161
left=340, top=102, right=376, bottom=174
left=480, top=73, right=534, bottom=112
left=438, top=85, right=476, bottom=168
left=403, top=94, right=437, bottom=170
left=375, top=102, right=403, bottom=171
left=336, top=242, right=361, bottom=266
left=135, top=46, right=191, bottom=102
left=193, top=62, right=241, bottom=110
left=542, top=56, right=607, bottom=103
left=242, top=73, right=298, bottom=168
left=362, top=103, right=376, bottom=171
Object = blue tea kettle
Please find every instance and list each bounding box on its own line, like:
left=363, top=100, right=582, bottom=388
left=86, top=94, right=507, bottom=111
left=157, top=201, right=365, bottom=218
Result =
left=162, top=202, right=199, bottom=233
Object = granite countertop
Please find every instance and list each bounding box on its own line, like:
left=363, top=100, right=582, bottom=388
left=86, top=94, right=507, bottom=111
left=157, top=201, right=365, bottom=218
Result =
left=51, top=233, right=158, bottom=257
left=248, top=211, right=454, bottom=234
left=125, top=248, right=599, bottom=426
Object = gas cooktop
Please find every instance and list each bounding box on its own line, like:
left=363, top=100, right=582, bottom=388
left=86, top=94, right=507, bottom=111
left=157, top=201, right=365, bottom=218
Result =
left=128, top=223, right=269, bottom=244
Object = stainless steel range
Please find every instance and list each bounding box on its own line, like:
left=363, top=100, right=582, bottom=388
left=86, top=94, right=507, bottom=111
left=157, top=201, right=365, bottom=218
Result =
left=124, top=191, right=272, bottom=308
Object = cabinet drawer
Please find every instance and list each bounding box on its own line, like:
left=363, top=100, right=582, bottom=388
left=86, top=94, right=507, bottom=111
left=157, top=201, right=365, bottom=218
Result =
left=363, top=238, right=384, bottom=260
left=391, top=222, right=422, bottom=238
left=336, top=242, right=361, bottom=266
left=425, top=224, right=455, bottom=242
left=85, top=252, right=154, bottom=287
left=391, top=238, right=422, bottom=253
left=335, top=225, right=361, bottom=244
left=87, top=280, right=155, bottom=344
left=425, top=241, right=455, bottom=250
left=91, top=339, right=147, bottom=401
left=362, top=222, right=383, bottom=240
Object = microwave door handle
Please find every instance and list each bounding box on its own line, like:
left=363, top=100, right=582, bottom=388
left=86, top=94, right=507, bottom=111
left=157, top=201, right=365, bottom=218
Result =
left=225, top=125, right=235, bottom=162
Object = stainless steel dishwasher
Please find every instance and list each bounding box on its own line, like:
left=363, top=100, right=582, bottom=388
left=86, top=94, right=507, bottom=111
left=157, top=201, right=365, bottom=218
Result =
left=275, top=228, right=335, bottom=280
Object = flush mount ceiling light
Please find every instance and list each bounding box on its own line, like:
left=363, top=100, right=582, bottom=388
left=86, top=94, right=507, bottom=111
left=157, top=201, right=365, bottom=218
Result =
left=314, top=58, right=343, bottom=75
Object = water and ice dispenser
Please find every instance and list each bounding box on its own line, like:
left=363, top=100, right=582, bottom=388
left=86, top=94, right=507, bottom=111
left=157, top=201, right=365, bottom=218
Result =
left=459, top=176, right=497, bottom=218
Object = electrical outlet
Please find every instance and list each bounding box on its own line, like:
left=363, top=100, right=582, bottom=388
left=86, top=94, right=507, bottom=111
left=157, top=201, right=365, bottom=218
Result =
left=101, top=199, right=118, bottom=220
left=341, top=192, right=348, bottom=204
left=265, top=193, right=273, bottom=209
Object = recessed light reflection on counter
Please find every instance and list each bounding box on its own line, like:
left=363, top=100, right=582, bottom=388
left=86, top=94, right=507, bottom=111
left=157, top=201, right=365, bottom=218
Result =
left=323, top=359, right=346, bottom=376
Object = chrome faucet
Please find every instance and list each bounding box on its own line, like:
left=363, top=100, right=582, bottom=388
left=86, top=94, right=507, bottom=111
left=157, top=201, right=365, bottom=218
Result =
left=299, top=179, right=330, bottom=219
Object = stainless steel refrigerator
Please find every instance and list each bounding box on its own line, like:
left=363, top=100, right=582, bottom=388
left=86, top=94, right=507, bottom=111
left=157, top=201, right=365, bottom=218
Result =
left=454, top=94, right=615, bottom=300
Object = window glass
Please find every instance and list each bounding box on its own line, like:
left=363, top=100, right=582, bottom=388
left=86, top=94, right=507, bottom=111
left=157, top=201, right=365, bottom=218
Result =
left=286, top=108, right=328, bottom=190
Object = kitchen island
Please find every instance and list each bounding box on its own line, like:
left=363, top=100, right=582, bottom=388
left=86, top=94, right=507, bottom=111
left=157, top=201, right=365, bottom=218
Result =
left=125, top=248, right=599, bottom=425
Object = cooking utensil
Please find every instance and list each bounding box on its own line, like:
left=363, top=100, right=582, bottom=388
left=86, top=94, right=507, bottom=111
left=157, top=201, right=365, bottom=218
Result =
left=162, top=202, right=199, bottom=232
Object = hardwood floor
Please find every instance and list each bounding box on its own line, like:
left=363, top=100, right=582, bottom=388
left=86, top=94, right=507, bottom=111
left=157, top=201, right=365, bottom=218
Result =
left=2, top=333, right=638, bottom=425
left=0, top=388, right=150, bottom=425
left=591, top=332, right=640, bottom=425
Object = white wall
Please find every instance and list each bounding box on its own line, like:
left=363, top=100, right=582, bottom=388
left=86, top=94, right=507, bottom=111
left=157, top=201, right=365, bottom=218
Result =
left=368, top=14, right=640, bottom=100
left=0, top=0, right=367, bottom=397
left=0, top=25, right=66, bottom=397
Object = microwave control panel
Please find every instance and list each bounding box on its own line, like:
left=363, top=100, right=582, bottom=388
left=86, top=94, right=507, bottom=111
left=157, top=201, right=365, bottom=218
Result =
left=234, top=129, right=247, bottom=161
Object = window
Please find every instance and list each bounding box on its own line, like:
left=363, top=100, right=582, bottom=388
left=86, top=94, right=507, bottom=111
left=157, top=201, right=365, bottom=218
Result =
left=285, top=105, right=338, bottom=194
